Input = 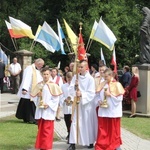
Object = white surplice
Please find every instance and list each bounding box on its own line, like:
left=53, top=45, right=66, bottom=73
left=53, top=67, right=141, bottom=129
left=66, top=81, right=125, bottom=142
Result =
left=17, top=64, right=42, bottom=99
left=31, top=84, right=60, bottom=120
left=69, top=72, right=95, bottom=146
left=97, top=83, right=123, bottom=118
left=60, top=83, right=72, bottom=115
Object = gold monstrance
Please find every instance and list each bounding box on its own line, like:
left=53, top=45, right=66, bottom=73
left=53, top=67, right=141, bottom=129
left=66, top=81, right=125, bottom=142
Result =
left=100, top=88, right=109, bottom=108
left=38, top=83, right=44, bottom=108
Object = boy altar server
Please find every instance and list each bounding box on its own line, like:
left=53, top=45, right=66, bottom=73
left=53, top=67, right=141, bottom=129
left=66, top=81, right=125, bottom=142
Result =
left=95, top=68, right=125, bottom=150
left=30, top=67, right=62, bottom=150
left=67, top=60, right=95, bottom=150
left=60, top=72, right=73, bottom=142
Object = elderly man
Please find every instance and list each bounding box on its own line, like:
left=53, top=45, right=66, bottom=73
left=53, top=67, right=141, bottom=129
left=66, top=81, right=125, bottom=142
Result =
left=9, top=57, right=21, bottom=94
left=16, top=58, right=44, bottom=124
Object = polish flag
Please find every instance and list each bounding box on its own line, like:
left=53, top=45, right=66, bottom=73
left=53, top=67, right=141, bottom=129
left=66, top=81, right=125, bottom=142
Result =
left=5, top=20, right=26, bottom=38
left=111, top=48, right=117, bottom=73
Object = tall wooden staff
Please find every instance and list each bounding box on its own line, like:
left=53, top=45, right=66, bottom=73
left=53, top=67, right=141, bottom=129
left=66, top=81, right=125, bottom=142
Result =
left=75, top=22, right=83, bottom=144
left=74, top=56, right=79, bottom=144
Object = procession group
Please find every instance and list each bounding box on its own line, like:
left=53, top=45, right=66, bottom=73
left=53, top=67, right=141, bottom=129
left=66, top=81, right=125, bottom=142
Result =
left=6, top=57, right=139, bottom=150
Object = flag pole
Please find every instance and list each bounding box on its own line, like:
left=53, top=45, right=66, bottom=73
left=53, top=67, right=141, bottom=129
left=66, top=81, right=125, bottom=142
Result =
left=30, top=40, right=36, bottom=51
left=64, top=38, right=71, bottom=53
left=85, top=38, right=90, bottom=51
left=76, top=22, right=83, bottom=144
left=86, top=39, right=93, bottom=52
left=11, top=38, right=18, bottom=51
left=14, top=38, right=19, bottom=50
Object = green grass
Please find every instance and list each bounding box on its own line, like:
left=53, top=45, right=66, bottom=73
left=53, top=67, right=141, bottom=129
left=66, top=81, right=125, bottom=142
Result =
left=121, top=115, right=150, bottom=140
left=0, top=116, right=59, bottom=150
left=1, top=115, right=150, bottom=150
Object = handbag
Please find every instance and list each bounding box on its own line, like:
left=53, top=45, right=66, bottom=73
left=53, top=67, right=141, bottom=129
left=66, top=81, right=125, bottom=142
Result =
left=137, top=91, right=141, bottom=97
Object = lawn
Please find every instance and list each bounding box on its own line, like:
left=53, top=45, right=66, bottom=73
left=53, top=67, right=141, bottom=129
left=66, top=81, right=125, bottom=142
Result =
left=0, top=115, right=150, bottom=150
left=121, top=115, right=150, bottom=140
left=0, top=116, right=59, bottom=150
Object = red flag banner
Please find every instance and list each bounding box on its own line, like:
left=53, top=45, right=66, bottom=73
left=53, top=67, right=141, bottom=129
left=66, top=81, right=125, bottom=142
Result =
left=78, top=33, right=87, bottom=61
left=111, top=48, right=117, bottom=73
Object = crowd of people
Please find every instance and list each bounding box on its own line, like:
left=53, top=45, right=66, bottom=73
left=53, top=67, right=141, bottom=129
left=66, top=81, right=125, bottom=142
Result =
left=0, top=57, right=140, bottom=150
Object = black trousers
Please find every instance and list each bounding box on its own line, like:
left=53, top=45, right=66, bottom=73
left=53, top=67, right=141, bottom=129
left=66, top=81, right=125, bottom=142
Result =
left=11, top=75, right=20, bottom=94
left=0, top=78, right=4, bottom=93
left=64, top=114, right=71, bottom=133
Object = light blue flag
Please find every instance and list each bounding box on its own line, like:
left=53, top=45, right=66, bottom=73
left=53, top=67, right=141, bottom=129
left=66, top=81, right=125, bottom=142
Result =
left=35, top=21, right=60, bottom=53
left=57, top=19, right=66, bottom=55
left=93, top=17, right=117, bottom=50
left=0, top=47, right=8, bottom=65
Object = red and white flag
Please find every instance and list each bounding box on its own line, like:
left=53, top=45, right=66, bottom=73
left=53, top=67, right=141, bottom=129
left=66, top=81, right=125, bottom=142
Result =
left=111, top=48, right=117, bottom=73
left=5, top=20, right=26, bottom=38
left=77, top=33, right=89, bottom=71
left=9, top=16, right=35, bottom=39
left=78, top=33, right=87, bottom=61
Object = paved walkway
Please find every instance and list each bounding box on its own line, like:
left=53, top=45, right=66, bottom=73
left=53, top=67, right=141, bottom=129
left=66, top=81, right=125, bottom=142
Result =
left=0, top=93, right=150, bottom=150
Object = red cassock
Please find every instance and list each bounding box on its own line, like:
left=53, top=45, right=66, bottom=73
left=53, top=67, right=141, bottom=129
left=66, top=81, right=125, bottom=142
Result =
left=95, top=117, right=122, bottom=150
left=128, top=75, right=139, bottom=102
left=35, top=119, right=54, bottom=150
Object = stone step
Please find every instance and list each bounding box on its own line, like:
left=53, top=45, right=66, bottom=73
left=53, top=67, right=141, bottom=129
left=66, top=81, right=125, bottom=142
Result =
left=0, top=103, right=17, bottom=112
left=123, top=110, right=150, bottom=118
left=0, top=111, right=16, bottom=119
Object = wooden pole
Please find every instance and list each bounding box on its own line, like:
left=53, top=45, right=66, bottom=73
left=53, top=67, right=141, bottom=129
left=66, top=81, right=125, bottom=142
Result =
left=64, top=38, right=72, bottom=53
left=85, top=38, right=90, bottom=51
left=30, top=40, right=36, bottom=51
left=76, top=58, right=79, bottom=145
left=86, top=39, right=93, bottom=52
left=11, top=38, right=18, bottom=51
left=76, top=22, right=83, bottom=144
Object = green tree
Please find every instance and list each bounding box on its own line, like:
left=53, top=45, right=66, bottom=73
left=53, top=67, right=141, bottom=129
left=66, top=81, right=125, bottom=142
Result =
left=0, top=0, right=150, bottom=69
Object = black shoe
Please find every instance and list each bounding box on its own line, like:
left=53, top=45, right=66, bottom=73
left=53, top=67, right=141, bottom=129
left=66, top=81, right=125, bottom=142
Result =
left=66, top=134, right=69, bottom=140
left=67, top=144, right=76, bottom=150
left=88, top=144, right=93, bottom=149
left=28, top=121, right=37, bottom=124
left=23, top=120, right=28, bottom=123
left=66, top=134, right=69, bottom=144
left=56, top=117, right=61, bottom=121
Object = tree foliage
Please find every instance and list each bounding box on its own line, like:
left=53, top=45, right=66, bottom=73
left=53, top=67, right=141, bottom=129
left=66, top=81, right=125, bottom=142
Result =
left=0, top=0, right=150, bottom=69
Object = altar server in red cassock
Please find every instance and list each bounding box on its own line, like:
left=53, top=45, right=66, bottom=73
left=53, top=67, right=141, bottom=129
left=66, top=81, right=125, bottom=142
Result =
left=95, top=68, right=125, bottom=150
left=30, top=67, right=62, bottom=150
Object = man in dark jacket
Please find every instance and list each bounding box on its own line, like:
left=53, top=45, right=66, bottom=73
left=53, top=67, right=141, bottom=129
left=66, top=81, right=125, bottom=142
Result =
left=0, top=59, right=5, bottom=93
left=121, top=65, right=131, bottom=88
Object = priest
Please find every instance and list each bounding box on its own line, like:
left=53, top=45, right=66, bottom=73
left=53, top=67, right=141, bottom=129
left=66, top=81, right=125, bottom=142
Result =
left=16, top=58, right=44, bottom=124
